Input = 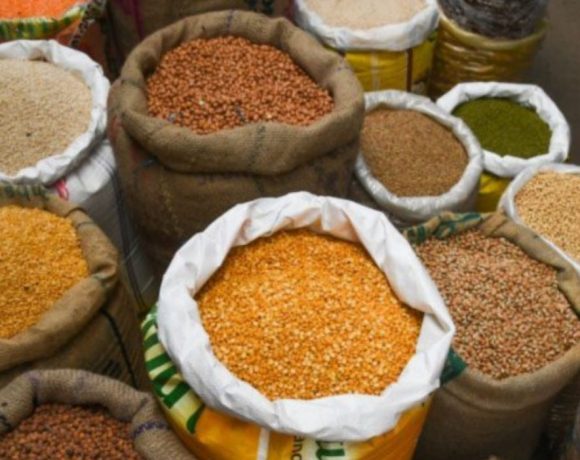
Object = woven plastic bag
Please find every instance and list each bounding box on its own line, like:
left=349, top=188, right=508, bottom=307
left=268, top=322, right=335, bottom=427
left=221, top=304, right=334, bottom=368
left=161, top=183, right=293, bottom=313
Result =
left=437, top=82, right=571, bottom=212
left=293, top=0, right=438, bottom=93
left=354, top=90, right=483, bottom=227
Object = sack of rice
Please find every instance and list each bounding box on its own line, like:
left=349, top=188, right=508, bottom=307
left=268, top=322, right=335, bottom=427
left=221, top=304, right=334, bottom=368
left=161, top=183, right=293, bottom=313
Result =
left=294, top=0, right=438, bottom=93
left=405, top=212, right=580, bottom=460
left=353, top=90, right=482, bottom=227
left=0, top=186, right=147, bottom=389
left=108, top=11, right=364, bottom=273
left=0, top=39, right=158, bottom=314
left=437, top=82, right=570, bottom=212
left=0, top=369, right=193, bottom=459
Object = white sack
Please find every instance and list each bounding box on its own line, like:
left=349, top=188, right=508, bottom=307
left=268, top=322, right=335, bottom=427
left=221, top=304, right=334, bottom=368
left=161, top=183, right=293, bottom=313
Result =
left=157, top=192, right=455, bottom=442
left=0, top=39, right=109, bottom=185
left=293, top=0, right=439, bottom=51
left=499, top=163, right=580, bottom=274
left=437, top=82, right=570, bottom=179
left=355, top=90, right=483, bottom=226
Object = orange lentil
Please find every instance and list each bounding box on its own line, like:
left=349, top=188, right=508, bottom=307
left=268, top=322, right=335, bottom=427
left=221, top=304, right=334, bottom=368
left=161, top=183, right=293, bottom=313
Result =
left=196, top=230, right=422, bottom=400
left=0, top=206, right=89, bottom=339
left=0, top=0, right=79, bottom=19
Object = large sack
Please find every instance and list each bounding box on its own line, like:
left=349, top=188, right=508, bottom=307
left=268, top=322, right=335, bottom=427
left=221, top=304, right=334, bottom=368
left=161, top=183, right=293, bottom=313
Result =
left=437, top=82, right=570, bottom=213
left=109, top=11, right=364, bottom=273
left=405, top=212, right=580, bottom=460
left=0, top=186, right=147, bottom=389
left=0, top=369, right=194, bottom=460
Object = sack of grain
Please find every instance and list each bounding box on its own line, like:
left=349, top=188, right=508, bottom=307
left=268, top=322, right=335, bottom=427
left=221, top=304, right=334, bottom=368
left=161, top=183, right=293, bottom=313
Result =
left=294, top=0, right=438, bottom=93
left=109, top=11, right=364, bottom=273
left=0, top=186, right=147, bottom=389
left=147, top=191, right=454, bottom=459
left=404, top=212, right=580, bottom=460
left=0, top=369, right=193, bottom=459
left=428, top=12, right=547, bottom=99
left=0, top=39, right=158, bottom=313
left=437, top=82, right=571, bottom=212
left=108, top=0, right=293, bottom=62
left=353, top=90, right=482, bottom=227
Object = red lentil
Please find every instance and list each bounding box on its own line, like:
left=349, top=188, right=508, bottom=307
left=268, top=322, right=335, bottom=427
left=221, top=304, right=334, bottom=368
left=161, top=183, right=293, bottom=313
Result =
left=0, top=0, right=79, bottom=19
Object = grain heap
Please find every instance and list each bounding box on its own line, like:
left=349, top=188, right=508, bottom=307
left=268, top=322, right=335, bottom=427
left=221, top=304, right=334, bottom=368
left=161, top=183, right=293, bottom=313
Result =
left=453, top=98, right=551, bottom=158
left=0, top=206, right=88, bottom=339
left=0, top=59, right=92, bottom=175
left=196, top=230, right=422, bottom=400
left=304, top=0, right=427, bottom=29
left=0, top=0, right=78, bottom=18
left=147, top=36, right=334, bottom=135
left=515, top=171, right=580, bottom=261
left=361, top=108, right=468, bottom=197
left=0, top=404, right=142, bottom=459
left=415, top=229, right=580, bottom=379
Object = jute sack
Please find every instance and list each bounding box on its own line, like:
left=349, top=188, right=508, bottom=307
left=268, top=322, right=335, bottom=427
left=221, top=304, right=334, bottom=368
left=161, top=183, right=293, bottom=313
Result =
left=405, top=212, right=580, bottom=460
left=0, top=369, right=194, bottom=460
left=109, top=11, right=364, bottom=273
left=0, top=186, right=147, bottom=389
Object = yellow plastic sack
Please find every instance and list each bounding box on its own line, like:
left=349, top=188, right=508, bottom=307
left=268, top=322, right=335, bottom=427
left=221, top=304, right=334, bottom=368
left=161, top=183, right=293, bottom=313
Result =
left=143, top=309, right=432, bottom=460
left=429, top=13, right=547, bottom=98
left=476, top=173, right=510, bottom=212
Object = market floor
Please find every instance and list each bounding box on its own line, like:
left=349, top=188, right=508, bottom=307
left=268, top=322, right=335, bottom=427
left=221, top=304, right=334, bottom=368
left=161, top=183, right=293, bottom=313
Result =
left=528, top=0, right=580, bottom=163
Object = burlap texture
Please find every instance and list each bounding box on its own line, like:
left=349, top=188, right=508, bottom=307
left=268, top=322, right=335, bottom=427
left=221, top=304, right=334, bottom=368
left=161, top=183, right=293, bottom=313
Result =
left=109, top=11, right=363, bottom=272
left=409, top=212, right=580, bottom=460
left=0, top=185, right=146, bottom=389
left=0, top=369, right=194, bottom=459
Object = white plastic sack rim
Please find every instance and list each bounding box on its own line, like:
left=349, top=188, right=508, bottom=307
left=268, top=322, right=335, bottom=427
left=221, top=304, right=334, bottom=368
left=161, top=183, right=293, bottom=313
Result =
left=499, top=163, right=580, bottom=274
left=157, top=192, right=455, bottom=442
left=355, top=90, right=483, bottom=223
left=0, top=40, right=110, bottom=185
left=437, top=82, right=570, bottom=179
left=293, top=0, right=439, bottom=51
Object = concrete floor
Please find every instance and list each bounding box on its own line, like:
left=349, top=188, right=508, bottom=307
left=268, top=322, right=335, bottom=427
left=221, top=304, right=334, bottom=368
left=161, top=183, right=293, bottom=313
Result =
left=528, top=0, right=580, bottom=163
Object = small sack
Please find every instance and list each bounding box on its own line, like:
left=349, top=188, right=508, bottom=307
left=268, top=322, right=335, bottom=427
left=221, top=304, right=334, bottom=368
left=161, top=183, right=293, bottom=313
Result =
left=0, top=369, right=194, bottom=460
left=294, top=0, right=439, bottom=93
left=0, top=186, right=147, bottom=389
left=428, top=12, right=547, bottom=98
left=354, top=90, right=483, bottom=227
left=109, top=11, right=364, bottom=274
left=437, top=82, right=571, bottom=212
left=405, top=212, right=580, bottom=460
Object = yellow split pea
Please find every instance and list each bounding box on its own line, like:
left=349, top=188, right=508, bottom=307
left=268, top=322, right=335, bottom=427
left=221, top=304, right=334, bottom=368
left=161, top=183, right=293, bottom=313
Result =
left=0, top=206, right=89, bottom=339
left=196, top=230, right=422, bottom=400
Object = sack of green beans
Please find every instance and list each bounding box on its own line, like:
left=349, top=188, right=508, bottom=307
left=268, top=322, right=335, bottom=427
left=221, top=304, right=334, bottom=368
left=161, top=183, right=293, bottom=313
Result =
left=352, top=90, right=483, bottom=227
left=0, top=186, right=147, bottom=390
left=437, top=82, right=571, bottom=212
left=293, top=0, right=438, bottom=93
left=405, top=212, right=580, bottom=460
left=0, top=39, right=158, bottom=314
left=109, top=11, right=364, bottom=273
left=0, top=369, right=193, bottom=459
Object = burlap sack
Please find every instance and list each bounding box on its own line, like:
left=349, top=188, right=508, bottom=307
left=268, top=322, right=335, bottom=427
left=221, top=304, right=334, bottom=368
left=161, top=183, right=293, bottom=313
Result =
left=0, top=185, right=147, bottom=389
left=108, top=10, right=364, bottom=273
left=0, top=369, right=194, bottom=459
left=406, top=212, right=580, bottom=460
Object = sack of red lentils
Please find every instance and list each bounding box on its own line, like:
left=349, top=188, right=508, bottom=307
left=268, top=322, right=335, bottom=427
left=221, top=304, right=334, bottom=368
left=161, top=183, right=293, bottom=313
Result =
left=0, top=186, right=147, bottom=390
left=0, top=39, right=159, bottom=313
left=293, top=0, right=438, bottom=93
left=353, top=90, right=483, bottom=227
left=405, top=212, right=580, bottom=460
left=437, top=82, right=570, bottom=212
left=109, top=11, right=364, bottom=273
left=0, top=369, right=194, bottom=459
left=145, top=191, right=454, bottom=460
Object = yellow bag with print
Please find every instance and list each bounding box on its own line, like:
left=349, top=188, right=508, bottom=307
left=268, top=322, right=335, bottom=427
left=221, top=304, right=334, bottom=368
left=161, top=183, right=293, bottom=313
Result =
left=293, top=0, right=439, bottom=94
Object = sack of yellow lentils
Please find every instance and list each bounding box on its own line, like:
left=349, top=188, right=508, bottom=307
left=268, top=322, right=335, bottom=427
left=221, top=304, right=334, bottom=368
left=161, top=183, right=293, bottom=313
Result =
left=437, top=82, right=571, bottom=212
left=404, top=212, right=580, bottom=460
left=146, top=191, right=454, bottom=460
left=0, top=186, right=147, bottom=389
left=293, top=0, right=438, bottom=93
